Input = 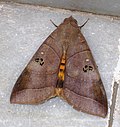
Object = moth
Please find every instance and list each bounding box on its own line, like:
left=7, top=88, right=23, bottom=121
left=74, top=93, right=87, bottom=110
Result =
left=10, top=16, right=108, bottom=118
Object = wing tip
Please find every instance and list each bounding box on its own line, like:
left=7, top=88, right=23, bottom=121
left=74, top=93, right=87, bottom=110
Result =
left=10, top=92, right=19, bottom=104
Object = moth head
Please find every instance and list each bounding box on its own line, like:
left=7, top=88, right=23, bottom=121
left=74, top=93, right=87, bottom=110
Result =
left=63, top=16, right=78, bottom=28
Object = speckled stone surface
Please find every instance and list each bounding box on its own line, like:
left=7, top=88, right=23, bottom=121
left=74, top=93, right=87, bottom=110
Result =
left=0, top=2, right=120, bottom=127
left=2, top=0, right=120, bottom=16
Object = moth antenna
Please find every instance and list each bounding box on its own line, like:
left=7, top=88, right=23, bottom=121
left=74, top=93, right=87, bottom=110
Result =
left=50, top=19, right=58, bottom=27
left=79, top=18, right=89, bottom=29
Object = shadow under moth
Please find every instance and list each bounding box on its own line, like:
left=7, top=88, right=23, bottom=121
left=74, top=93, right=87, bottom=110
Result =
left=10, top=16, right=108, bottom=118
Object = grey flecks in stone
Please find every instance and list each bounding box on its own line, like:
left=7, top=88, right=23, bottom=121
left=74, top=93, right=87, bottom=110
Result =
left=0, top=2, right=120, bottom=127
left=4, top=0, right=120, bottom=17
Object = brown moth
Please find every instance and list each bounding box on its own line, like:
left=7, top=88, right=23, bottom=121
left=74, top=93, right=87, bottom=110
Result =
left=10, top=16, right=108, bottom=118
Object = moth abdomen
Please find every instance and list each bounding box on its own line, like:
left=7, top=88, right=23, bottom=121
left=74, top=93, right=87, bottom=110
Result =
left=56, top=51, right=66, bottom=88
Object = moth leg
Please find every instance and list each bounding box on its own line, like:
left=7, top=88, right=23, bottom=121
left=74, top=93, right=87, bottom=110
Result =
left=50, top=19, right=58, bottom=27
left=79, top=18, right=89, bottom=29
